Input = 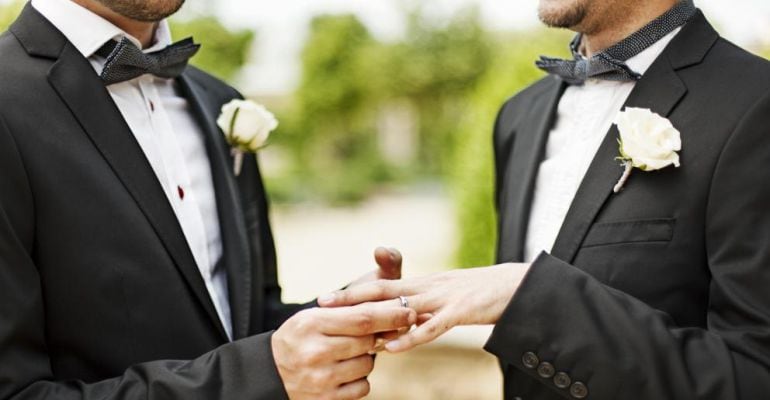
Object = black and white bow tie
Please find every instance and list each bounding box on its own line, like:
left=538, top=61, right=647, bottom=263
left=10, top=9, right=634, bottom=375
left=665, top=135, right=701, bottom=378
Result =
left=96, top=37, right=200, bottom=85
left=535, top=0, right=697, bottom=85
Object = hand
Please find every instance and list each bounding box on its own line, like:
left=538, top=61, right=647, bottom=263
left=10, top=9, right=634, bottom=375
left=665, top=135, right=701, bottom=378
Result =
left=347, top=247, right=402, bottom=289
left=272, top=303, right=416, bottom=400
left=318, top=262, right=531, bottom=353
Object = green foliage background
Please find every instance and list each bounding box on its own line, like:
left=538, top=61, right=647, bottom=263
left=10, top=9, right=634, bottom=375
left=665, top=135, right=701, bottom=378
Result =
left=0, top=0, right=22, bottom=29
left=268, top=9, right=497, bottom=206
left=169, top=17, right=253, bottom=82
left=451, top=31, right=570, bottom=267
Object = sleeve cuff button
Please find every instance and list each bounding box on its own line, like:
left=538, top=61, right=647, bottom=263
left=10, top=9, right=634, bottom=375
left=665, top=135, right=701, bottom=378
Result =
left=537, top=361, right=555, bottom=378
left=553, top=372, right=571, bottom=389
left=570, top=381, right=589, bottom=399
left=522, top=352, right=540, bottom=369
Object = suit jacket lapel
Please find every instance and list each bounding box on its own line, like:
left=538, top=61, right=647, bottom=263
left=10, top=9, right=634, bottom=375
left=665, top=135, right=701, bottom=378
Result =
left=13, top=4, right=230, bottom=341
left=177, top=74, right=253, bottom=340
left=498, top=77, right=566, bottom=263
left=548, top=15, right=719, bottom=262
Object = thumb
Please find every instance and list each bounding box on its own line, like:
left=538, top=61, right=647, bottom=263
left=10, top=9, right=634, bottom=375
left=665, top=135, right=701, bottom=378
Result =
left=374, top=247, right=402, bottom=280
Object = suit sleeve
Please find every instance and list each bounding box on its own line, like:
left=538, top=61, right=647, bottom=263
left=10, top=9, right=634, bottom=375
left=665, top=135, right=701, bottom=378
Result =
left=0, top=116, right=288, bottom=400
left=484, top=92, right=770, bottom=399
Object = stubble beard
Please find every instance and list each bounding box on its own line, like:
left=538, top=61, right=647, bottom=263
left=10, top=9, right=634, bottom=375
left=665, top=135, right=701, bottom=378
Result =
left=95, top=0, right=185, bottom=22
left=538, top=0, right=589, bottom=29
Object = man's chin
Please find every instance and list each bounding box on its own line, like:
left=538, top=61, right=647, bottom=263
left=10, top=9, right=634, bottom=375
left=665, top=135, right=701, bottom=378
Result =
left=538, top=0, right=588, bottom=29
left=97, top=0, right=185, bottom=23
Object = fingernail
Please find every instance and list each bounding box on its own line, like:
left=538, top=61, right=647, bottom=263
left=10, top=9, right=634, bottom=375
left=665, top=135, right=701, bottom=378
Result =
left=368, top=338, right=386, bottom=355
left=318, top=293, right=335, bottom=305
left=388, top=248, right=398, bottom=261
left=385, top=340, right=402, bottom=352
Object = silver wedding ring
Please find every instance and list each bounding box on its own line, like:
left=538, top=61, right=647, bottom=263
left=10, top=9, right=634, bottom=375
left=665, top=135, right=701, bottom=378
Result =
left=398, top=295, right=409, bottom=308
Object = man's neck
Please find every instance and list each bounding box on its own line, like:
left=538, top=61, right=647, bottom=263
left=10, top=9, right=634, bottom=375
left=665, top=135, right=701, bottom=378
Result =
left=579, top=0, right=679, bottom=57
left=71, top=0, right=157, bottom=48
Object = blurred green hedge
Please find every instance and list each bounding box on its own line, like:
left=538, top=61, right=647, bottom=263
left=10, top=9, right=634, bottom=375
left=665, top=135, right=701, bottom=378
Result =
left=450, top=30, right=570, bottom=267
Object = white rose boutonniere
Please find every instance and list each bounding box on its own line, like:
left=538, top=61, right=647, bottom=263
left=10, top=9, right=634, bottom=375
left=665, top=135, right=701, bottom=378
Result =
left=216, top=99, right=279, bottom=176
left=613, top=107, right=681, bottom=193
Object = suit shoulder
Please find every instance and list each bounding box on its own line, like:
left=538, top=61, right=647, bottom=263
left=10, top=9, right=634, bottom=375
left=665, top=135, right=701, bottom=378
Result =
left=497, top=75, right=558, bottom=129
left=0, top=30, right=27, bottom=71
left=0, top=31, right=53, bottom=107
left=184, top=66, right=242, bottom=101
left=706, top=38, right=770, bottom=89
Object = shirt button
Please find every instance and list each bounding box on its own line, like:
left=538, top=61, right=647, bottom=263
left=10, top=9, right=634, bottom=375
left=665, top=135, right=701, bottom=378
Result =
left=537, top=362, right=555, bottom=379
left=553, top=372, right=571, bottom=389
left=570, top=382, right=589, bottom=399
left=522, top=352, right=539, bottom=369
left=149, top=100, right=155, bottom=112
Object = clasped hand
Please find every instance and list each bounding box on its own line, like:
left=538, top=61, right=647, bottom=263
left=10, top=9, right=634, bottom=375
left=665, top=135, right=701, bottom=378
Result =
left=272, top=248, right=413, bottom=400
left=272, top=303, right=416, bottom=399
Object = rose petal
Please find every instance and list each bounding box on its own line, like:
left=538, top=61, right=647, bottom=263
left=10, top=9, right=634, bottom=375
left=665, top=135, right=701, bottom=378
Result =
left=614, top=107, right=681, bottom=171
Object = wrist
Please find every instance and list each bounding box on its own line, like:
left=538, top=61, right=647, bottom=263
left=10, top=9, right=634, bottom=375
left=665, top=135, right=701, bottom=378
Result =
left=490, top=263, right=531, bottom=324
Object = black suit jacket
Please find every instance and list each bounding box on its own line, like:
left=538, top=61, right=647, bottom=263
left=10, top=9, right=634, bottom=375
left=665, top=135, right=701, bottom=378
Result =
left=485, top=11, right=770, bottom=400
left=0, top=5, right=305, bottom=399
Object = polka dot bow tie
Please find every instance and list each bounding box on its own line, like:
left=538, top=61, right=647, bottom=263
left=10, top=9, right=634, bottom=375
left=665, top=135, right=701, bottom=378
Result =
left=96, top=37, right=201, bottom=85
left=535, top=0, right=697, bottom=85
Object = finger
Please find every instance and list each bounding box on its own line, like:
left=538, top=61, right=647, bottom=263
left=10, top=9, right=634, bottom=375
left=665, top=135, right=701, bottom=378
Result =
left=335, top=378, right=371, bottom=400
left=385, top=315, right=452, bottom=353
left=371, top=294, right=432, bottom=316
left=331, top=355, right=375, bottom=386
left=416, top=313, right=434, bottom=326
left=374, top=247, right=402, bottom=280
left=319, top=280, right=403, bottom=307
left=368, top=336, right=388, bottom=355
left=378, top=329, right=404, bottom=342
left=322, top=335, right=376, bottom=361
left=319, top=305, right=416, bottom=336
left=370, top=325, right=411, bottom=353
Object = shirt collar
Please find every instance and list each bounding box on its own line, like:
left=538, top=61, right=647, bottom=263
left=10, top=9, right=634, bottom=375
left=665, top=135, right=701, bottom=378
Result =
left=625, top=26, right=682, bottom=76
left=31, top=0, right=173, bottom=59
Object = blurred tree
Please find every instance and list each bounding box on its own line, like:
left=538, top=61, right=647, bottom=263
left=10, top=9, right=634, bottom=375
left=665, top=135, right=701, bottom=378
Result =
left=284, top=14, right=387, bottom=204
left=451, top=29, right=571, bottom=268
left=273, top=9, right=494, bottom=204
left=169, top=17, right=254, bottom=83
left=0, top=0, right=23, bottom=32
left=388, top=7, right=493, bottom=176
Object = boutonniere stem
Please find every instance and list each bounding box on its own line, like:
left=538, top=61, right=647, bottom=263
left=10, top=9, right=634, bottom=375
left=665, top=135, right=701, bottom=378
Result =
left=613, top=163, right=634, bottom=193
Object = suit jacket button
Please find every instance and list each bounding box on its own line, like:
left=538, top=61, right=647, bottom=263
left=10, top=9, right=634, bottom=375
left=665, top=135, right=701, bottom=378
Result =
left=537, top=361, right=555, bottom=378
left=522, top=352, right=539, bottom=369
left=553, top=372, right=571, bottom=389
left=570, top=382, right=588, bottom=399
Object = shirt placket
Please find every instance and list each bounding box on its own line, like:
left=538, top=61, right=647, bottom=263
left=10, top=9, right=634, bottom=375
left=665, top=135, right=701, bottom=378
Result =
left=137, top=77, right=232, bottom=340
left=138, top=77, right=212, bottom=277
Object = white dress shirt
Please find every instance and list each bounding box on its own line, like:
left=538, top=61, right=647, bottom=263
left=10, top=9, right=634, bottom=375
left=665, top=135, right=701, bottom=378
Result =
left=524, top=28, right=682, bottom=262
left=32, top=0, right=233, bottom=340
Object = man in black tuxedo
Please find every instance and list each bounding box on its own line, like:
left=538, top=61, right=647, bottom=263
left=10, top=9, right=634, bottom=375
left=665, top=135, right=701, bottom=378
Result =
left=321, top=0, right=770, bottom=398
left=0, top=0, right=414, bottom=399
